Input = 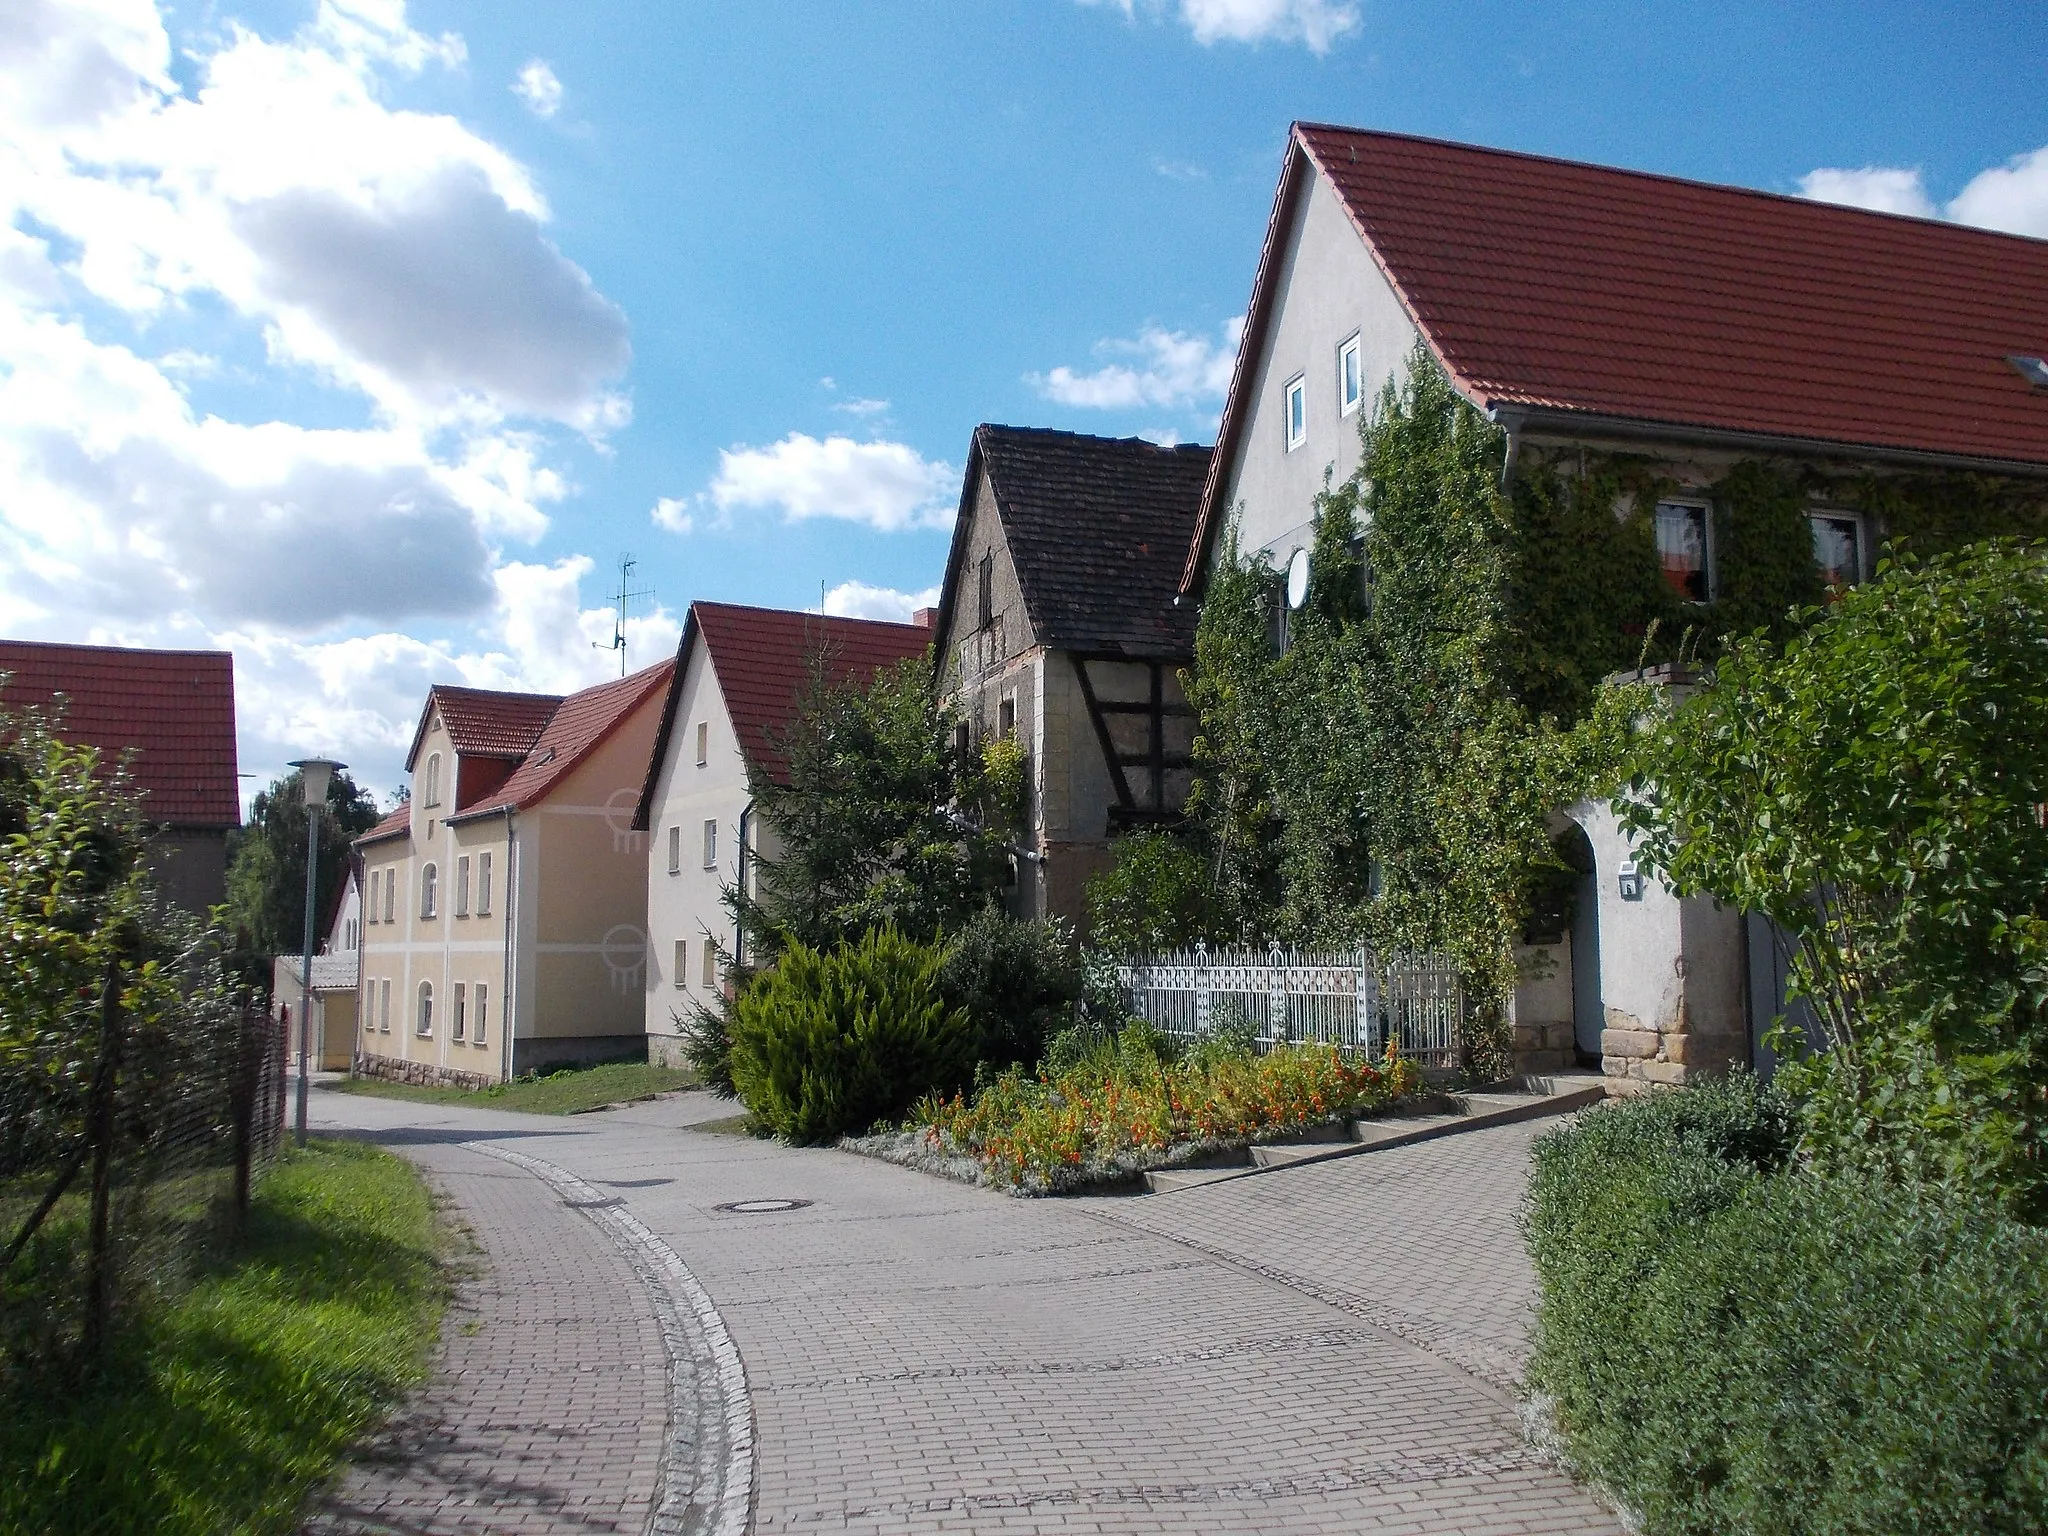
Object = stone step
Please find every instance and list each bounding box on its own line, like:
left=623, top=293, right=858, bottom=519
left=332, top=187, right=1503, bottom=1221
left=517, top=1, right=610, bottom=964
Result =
left=1144, top=1164, right=1252, bottom=1193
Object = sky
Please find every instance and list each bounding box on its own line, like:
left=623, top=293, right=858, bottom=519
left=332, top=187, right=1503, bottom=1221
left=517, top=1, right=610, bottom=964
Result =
left=4, top=0, right=2045, bottom=809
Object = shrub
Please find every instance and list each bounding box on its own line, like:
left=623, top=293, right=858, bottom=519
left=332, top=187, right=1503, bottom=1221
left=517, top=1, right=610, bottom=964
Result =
left=939, top=908, right=1081, bottom=1070
left=671, top=995, right=736, bottom=1097
left=1524, top=1078, right=2048, bottom=1535
left=1083, top=830, right=1216, bottom=957
left=727, top=928, right=976, bottom=1142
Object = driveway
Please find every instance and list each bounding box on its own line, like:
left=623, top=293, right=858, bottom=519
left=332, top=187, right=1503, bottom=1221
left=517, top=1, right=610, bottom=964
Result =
left=306, top=1085, right=1619, bottom=1535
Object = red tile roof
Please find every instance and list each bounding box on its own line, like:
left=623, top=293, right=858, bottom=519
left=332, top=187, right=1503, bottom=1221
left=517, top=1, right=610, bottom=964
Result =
left=0, top=640, right=239, bottom=828
left=632, top=602, right=931, bottom=828
left=1190, top=124, right=2048, bottom=585
left=450, top=659, right=674, bottom=823
left=405, top=684, right=561, bottom=771
left=356, top=800, right=411, bottom=847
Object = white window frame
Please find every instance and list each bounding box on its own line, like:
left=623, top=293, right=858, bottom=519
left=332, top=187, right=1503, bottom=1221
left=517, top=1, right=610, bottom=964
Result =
left=419, top=862, right=438, bottom=919
left=416, top=981, right=433, bottom=1038
left=423, top=752, right=442, bottom=808
left=455, top=855, right=471, bottom=917
left=695, top=721, right=709, bottom=767
left=379, top=978, right=391, bottom=1034
left=701, top=940, right=718, bottom=989
left=668, top=825, right=681, bottom=875
left=473, top=983, right=488, bottom=1045
left=1338, top=333, right=1363, bottom=417
left=477, top=852, right=493, bottom=916
left=702, top=819, right=718, bottom=870
left=1653, top=497, right=1715, bottom=604
left=451, top=982, right=466, bottom=1042
left=383, top=869, right=395, bottom=923
left=1807, top=508, right=1869, bottom=589
left=673, top=938, right=688, bottom=989
left=1284, top=374, right=1307, bottom=451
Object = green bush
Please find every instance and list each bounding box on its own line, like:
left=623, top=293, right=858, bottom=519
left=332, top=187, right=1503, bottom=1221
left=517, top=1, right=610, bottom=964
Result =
left=1525, top=1078, right=2048, bottom=1535
left=1083, top=830, right=1215, bottom=957
left=728, top=928, right=976, bottom=1142
left=939, top=908, right=1081, bottom=1070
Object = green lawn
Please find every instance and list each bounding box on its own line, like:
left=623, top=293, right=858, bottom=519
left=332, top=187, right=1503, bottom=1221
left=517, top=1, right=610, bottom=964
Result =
left=330, top=1058, right=696, bottom=1115
left=0, top=1139, right=446, bottom=1536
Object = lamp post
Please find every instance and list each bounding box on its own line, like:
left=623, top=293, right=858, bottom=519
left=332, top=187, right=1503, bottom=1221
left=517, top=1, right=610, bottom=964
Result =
left=288, top=757, right=344, bottom=1148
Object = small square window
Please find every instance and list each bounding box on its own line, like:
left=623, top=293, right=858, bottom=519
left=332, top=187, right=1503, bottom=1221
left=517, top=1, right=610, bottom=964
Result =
left=668, top=825, right=681, bottom=875
left=702, top=819, right=718, bottom=869
left=1654, top=500, right=1711, bottom=603
left=998, top=694, right=1016, bottom=739
left=1284, top=375, right=1307, bottom=450
left=695, top=721, right=709, bottom=767
left=673, top=939, right=688, bottom=988
left=1338, top=335, right=1362, bottom=416
left=702, top=941, right=718, bottom=989
left=1809, top=512, right=1864, bottom=592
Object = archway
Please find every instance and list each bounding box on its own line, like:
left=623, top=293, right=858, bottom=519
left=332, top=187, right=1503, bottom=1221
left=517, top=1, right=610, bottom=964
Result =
left=1556, top=823, right=1604, bottom=1066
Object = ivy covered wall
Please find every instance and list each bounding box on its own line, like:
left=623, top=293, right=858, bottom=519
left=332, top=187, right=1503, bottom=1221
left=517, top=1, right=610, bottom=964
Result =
left=1180, top=345, right=2048, bottom=1076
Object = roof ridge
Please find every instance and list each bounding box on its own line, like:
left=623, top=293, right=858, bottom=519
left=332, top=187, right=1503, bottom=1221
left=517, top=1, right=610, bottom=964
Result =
left=976, top=423, right=1215, bottom=452
left=691, top=598, right=928, bottom=632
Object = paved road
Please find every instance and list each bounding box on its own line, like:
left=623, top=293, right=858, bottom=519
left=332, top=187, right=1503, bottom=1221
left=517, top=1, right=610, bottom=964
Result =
left=307, top=1085, right=1621, bottom=1535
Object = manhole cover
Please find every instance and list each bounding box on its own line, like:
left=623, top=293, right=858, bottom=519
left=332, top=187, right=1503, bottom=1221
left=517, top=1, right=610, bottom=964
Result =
left=713, top=1198, right=813, bottom=1214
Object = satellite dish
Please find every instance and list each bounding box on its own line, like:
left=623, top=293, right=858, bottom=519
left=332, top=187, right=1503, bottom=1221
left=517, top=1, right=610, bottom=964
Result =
left=1285, top=547, right=1310, bottom=610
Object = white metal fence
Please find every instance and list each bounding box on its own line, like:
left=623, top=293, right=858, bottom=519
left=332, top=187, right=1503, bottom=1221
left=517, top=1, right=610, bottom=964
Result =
left=1115, top=943, right=1463, bottom=1067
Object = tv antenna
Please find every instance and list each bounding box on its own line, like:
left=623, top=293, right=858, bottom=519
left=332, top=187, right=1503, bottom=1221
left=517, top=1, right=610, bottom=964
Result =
left=593, top=552, right=654, bottom=676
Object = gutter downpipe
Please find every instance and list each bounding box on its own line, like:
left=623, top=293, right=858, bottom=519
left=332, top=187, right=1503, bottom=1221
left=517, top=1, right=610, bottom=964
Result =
left=1493, top=407, right=1523, bottom=494
left=500, top=806, right=517, bottom=1085
left=734, top=799, right=755, bottom=970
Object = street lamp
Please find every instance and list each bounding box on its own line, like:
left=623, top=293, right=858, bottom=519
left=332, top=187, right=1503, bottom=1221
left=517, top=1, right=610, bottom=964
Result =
left=288, top=757, right=344, bottom=1148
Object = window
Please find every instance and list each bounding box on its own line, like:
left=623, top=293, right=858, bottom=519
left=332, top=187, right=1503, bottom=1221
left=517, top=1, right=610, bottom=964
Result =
left=346, top=917, right=358, bottom=950
left=416, top=982, right=433, bottom=1037
left=455, top=856, right=471, bottom=917
left=954, top=721, right=971, bottom=762
left=702, top=941, right=718, bottom=989
left=452, top=983, right=466, bottom=1042
left=1654, top=499, right=1711, bottom=602
left=702, top=819, right=718, bottom=869
left=473, top=984, right=488, bottom=1045
left=695, top=721, right=709, bottom=766
left=423, top=752, right=442, bottom=807
left=477, top=852, right=492, bottom=915
left=1284, top=374, right=1307, bottom=450
left=668, top=825, right=681, bottom=875
left=365, top=870, right=377, bottom=924
left=998, top=694, right=1016, bottom=739
left=673, top=939, right=688, bottom=989
left=977, top=550, right=994, bottom=631
left=1338, top=334, right=1362, bottom=417
left=383, top=869, right=395, bottom=923
left=419, top=862, right=438, bottom=919
left=1809, top=512, right=1865, bottom=592
left=379, top=978, right=391, bottom=1033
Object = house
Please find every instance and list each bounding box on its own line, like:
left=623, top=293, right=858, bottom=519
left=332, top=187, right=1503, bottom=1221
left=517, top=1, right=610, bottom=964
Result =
left=0, top=640, right=240, bottom=915
left=1188, top=123, right=2048, bottom=1090
left=928, top=426, right=1212, bottom=931
left=355, top=661, right=673, bottom=1087
left=272, top=873, right=361, bottom=1071
left=632, top=602, right=931, bottom=1067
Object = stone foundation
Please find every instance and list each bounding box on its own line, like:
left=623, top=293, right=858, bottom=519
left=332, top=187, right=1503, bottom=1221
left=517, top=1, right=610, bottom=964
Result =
left=1600, top=1003, right=1745, bottom=1096
left=354, top=1050, right=495, bottom=1093
left=648, top=1034, right=690, bottom=1071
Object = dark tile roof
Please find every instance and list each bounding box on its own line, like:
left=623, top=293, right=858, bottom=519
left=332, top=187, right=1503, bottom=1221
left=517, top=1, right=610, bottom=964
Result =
left=0, top=640, right=239, bottom=828
left=1191, top=123, right=2048, bottom=585
left=406, top=684, right=561, bottom=771
left=940, top=426, right=1212, bottom=661
left=632, top=603, right=931, bottom=827
left=453, top=660, right=673, bottom=821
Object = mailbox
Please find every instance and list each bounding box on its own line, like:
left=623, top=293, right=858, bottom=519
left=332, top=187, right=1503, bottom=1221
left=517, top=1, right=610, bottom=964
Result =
left=1618, top=860, right=1644, bottom=901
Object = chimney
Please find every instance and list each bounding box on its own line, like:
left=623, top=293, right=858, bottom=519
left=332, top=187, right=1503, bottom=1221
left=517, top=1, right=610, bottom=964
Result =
left=911, top=607, right=938, bottom=630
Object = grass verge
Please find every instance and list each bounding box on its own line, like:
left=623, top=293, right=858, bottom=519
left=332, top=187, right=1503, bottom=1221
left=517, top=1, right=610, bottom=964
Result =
left=0, top=1139, right=446, bottom=1536
left=331, top=1059, right=696, bottom=1115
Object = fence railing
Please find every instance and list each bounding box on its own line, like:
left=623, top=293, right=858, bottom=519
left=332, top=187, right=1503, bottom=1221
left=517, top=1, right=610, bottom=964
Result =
left=1116, top=943, right=1464, bottom=1067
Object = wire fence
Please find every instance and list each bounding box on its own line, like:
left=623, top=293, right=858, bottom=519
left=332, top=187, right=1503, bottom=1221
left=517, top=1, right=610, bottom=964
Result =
left=1117, top=943, right=1464, bottom=1067
left=1, top=979, right=287, bottom=1375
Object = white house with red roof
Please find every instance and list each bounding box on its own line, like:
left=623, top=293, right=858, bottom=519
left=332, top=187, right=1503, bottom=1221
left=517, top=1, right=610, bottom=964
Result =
left=630, top=602, right=931, bottom=1066
left=1190, top=123, right=2048, bottom=1093
left=0, top=639, right=239, bottom=915
left=355, top=660, right=673, bottom=1086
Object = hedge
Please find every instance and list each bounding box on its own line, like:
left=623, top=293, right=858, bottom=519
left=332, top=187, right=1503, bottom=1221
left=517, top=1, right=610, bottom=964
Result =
left=1524, top=1077, right=2048, bottom=1535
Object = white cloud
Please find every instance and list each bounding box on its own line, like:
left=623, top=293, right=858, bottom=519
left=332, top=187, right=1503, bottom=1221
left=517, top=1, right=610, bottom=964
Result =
left=1797, top=166, right=1937, bottom=218
left=651, top=496, right=694, bottom=534
left=1799, top=146, right=2048, bottom=238
left=1949, top=146, right=2048, bottom=238
left=1152, top=157, right=1207, bottom=182
left=818, top=581, right=941, bottom=623
left=1029, top=315, right=1244, bottom=413
left=700, top=433, right=957, bottom=532
left=1082, top=0, right=1359, bottom=53
left=513, top=59, right=563, bottom=119
left=832, top=396, right=892, bottom=420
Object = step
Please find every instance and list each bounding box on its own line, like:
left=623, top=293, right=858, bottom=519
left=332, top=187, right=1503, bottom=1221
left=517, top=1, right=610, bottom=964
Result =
left=1144, top=1164, right=1252, bottom=1193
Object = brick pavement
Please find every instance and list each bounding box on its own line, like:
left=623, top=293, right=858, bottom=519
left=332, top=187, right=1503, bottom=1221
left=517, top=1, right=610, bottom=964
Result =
left=311, top=1088, right=1622, bottom=1535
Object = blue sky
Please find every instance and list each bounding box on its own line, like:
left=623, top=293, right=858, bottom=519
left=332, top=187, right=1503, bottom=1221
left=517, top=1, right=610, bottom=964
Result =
left=4, top=0, right=2044, bottom=803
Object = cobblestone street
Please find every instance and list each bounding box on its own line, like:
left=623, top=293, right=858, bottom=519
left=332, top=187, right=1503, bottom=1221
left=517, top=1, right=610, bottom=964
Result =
left=309, top=1088, right=1621, bottom=1535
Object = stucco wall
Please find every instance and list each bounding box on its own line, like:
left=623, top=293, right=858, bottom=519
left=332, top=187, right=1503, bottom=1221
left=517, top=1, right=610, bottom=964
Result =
left=1220, top=161, right=1420, bottom=570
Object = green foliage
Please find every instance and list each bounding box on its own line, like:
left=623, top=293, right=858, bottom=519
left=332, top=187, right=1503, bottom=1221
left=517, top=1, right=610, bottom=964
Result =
left=731, top=652, right=1004, bottom=964
left=1622, top=542, right=2048, bottom=1214
left=1082, top=830, right=1216, bottom=957
left=672, top=994, right=736, bottom=1098
left=979, top=735, right=1028, bottom=834
left=728, top=927, right=977, bottom=1142
left=333, top=1059, right=696, bottom=1115
left=223, top=767, right=380, bottom=964
left=938, top=907, right=1081, bottom=1071
left=0, top=1139, right=445, bottom=1535
left=1524, top=1079, right=2048, bottom=1536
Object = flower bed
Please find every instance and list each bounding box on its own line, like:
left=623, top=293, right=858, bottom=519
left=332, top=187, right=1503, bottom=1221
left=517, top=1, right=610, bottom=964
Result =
left=849, top=1042, right=1424, bottom=1195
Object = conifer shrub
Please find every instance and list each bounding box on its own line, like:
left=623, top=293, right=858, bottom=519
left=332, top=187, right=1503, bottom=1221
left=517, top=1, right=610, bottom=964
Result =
left=727, top=928, right=976, bottom=1142
left=1524, top=1077, right=2048, bottom=1535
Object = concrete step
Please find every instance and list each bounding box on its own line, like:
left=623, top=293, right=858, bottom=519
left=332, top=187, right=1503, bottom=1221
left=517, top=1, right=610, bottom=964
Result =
left=1144, top=1164, right=1251, bottom=1193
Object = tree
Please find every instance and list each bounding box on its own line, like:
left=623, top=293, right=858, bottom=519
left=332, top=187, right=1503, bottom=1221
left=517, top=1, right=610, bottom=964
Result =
left=728, top=650, right=1005, bottom=965
left=224, top=767, right=379, bottom=962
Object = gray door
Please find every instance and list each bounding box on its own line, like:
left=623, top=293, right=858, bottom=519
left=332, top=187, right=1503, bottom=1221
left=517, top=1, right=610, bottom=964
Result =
left=1744, top=912, right=1826, bottom=1078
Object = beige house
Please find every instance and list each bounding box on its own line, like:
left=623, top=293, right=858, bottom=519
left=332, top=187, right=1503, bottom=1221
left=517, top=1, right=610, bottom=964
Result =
left=355, top=661, right=673, bottom=1086
left=631, top=602, right=931, bottom=1067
